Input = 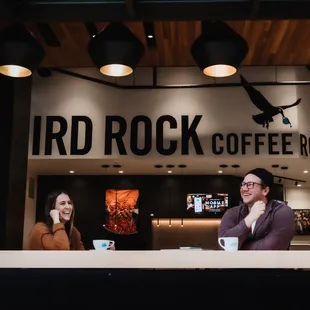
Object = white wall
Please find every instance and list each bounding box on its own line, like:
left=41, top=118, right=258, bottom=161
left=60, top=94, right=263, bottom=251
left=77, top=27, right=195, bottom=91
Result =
left=29, top=66, right=306, bottom=160
left=286, top=187, right=310, bottom=210
left=23, top=173, right=37, bottom=249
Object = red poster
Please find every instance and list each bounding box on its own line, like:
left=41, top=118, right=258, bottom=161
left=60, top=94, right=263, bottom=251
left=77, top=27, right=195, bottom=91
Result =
left=104, top=189, right=139, bottom=235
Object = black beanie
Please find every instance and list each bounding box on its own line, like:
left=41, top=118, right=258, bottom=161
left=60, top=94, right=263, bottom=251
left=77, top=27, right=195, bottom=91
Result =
left=245, top=168, right=273, bottom=187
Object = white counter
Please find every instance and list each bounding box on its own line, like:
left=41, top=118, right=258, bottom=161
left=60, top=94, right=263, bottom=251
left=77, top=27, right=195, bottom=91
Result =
left=0, top=250, right=310, bottom=269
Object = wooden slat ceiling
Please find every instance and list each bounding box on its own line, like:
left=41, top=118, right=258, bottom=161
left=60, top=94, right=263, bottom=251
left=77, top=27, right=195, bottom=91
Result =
left=6, top=20, right=310, bottom=68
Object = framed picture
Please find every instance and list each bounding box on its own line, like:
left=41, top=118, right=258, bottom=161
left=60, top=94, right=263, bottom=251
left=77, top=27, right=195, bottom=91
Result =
left=293, top=209, right=310, bottom=235
left=104, top=189, right=139, bottom=235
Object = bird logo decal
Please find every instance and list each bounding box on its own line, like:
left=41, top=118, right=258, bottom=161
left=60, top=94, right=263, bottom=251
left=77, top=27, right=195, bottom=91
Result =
left=240, top=75, right=301, bottom=129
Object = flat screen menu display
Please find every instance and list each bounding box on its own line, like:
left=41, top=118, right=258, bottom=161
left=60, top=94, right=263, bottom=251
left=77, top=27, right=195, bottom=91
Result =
left=186, top=193, right=229, bottom=216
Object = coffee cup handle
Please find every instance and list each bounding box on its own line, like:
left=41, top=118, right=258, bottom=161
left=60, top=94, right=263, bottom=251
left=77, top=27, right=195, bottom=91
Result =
left=108, top=241, right=115, bottom=248
left=218, top=238, right=226, bottom=250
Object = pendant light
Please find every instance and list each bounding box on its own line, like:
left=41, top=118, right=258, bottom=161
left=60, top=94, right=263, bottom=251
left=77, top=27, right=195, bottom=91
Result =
left=191, top=20, right=248, bottom=78
left=88, top=23, right=145, bottom=77
left=0, top=23, right=45, bottom=78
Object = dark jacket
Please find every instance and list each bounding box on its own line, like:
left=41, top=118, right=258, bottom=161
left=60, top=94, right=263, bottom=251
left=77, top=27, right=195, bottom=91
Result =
left=218, top=200, right=295, bottom=250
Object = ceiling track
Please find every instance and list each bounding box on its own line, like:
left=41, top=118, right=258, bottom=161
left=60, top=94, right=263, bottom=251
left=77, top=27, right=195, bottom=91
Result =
left=273, top=175, right=306, bottom=183
left=51, top=67, right=310, bottom=90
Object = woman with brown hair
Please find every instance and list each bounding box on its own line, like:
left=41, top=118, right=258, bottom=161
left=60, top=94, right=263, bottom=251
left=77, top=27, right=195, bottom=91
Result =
left=29, top=190, right=85, bottom=250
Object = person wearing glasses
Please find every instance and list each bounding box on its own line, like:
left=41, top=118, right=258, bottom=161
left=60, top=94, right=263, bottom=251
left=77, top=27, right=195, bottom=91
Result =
left=218, top=168, right=295, bottom=250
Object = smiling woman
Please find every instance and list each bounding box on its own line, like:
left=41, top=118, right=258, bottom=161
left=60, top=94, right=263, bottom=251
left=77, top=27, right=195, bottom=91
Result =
left=29, top=190, right=85, bottom=250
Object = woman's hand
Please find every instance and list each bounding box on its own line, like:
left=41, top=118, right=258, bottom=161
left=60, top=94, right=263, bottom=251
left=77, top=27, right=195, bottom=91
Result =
left=50, top=209, right=60, bottom=224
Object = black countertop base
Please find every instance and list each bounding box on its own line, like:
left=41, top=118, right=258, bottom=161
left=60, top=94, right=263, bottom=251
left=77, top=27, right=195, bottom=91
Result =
left=1, top=268, right=309, bottom=308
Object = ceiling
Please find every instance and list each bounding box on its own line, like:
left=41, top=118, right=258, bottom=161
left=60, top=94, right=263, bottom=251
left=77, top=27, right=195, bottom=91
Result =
left=2, top=1, right=310, bottom=70
left=2, top=20, right=308, bottom=69
left=28, top=157, right=310, bottom=187
left=2, top=1, right=309, bottom=184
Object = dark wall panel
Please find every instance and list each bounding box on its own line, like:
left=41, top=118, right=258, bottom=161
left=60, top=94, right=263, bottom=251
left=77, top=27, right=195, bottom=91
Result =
left=0, top=74, right=32, bottom=250
left=36, top=175, right=283, bottom=250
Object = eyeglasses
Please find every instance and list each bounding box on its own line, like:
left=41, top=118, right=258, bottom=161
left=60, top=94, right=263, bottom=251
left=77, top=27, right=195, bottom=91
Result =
left=240, top=182, right=264, bottom=189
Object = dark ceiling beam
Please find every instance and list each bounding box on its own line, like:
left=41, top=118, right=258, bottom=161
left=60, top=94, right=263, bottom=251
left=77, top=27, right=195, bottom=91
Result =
left=0, top=0, right=17, bottom=19
left=250, top=0, right=261, bottom=18
left=125, top=0, right=136, bottom=18
left=2, top=1, right=129, bottom=21
left=3, top=0, right=20, bottom=9
left=2, top=1, right=310, bottom=21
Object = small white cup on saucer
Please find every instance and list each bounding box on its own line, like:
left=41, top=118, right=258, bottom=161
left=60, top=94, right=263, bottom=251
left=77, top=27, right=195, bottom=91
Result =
left=93, top=239, right=115, bottom=250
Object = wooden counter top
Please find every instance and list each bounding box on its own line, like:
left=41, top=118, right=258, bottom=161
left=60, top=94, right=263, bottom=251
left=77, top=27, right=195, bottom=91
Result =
left=0, top=250, right=310, bottom=269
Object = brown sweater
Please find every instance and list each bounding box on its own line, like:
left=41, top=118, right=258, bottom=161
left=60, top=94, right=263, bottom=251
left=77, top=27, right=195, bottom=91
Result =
left=218, top=200, right=295, bottom=250
left=29, top=222, right=85, bottom=250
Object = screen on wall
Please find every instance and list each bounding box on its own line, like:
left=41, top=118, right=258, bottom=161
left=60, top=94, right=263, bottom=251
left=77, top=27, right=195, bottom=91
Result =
left=104, top=189, right=139, bottom=235
left=293, top=209, right=310, bottom=235
left=186, top=193, right=229, bottom=216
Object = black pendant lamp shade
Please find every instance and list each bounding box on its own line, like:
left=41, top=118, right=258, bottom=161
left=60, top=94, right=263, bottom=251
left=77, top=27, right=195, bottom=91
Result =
left=0, top=23, right=45, bottom=78
left=191, top=21, right=248, bottom=78
left=88, top=23, right=145, bottom=77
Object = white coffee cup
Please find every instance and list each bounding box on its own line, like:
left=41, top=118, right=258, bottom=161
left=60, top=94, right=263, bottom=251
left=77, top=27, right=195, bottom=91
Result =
left=93, top=239, right=115, bottom=250
left=218, top=237, right=238, bottom=251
